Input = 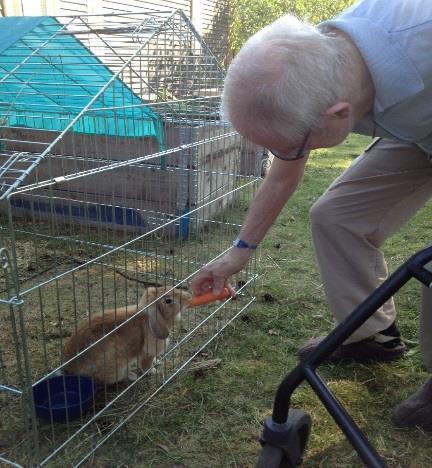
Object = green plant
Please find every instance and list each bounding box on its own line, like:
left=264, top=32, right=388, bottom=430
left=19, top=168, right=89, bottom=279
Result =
left=229, top=0, right=356, bottom=55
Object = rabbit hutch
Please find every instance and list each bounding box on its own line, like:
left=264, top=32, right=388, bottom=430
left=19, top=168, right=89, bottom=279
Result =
left=0, top=11, right=263, bottom=467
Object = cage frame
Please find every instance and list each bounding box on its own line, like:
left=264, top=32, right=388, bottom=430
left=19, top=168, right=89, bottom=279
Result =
left=0, top=9, right=263, bottom=466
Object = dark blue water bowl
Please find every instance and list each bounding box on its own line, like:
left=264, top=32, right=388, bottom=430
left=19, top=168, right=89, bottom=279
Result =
left=33, top=375, right=96, bottom=423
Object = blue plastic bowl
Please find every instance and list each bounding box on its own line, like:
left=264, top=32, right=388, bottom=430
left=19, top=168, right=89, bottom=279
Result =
left=33, top=375, right=96, bottom=423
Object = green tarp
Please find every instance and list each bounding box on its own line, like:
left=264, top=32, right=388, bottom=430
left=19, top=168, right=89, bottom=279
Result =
left=0, top=16, right=164, bottom=148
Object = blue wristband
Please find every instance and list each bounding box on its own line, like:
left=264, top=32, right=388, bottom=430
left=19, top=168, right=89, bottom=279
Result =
left=233, top=237, right=258, bottom=249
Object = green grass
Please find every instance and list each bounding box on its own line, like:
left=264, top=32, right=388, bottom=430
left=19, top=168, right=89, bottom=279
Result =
left=80, top=134, right=432, bottom=467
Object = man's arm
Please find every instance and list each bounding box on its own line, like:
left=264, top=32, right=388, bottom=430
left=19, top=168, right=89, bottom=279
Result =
left=191, top=154, right=308, bottom=295
left=237, top=154, right=308, bottom=246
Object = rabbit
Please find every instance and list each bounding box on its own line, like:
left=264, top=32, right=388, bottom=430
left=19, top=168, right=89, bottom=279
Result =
left=63, top=286, right=191, bottom=384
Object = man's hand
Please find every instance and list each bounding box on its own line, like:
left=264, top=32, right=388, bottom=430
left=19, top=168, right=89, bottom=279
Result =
left=191, top=248, right=252, bottom=296
left=191, top=152, right=308, bottom=298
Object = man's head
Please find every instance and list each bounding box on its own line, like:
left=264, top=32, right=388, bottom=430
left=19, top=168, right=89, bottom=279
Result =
left=222, top=14, right=373, bottom=156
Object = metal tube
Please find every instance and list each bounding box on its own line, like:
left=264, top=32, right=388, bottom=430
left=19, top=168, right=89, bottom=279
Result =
left=272, top=365, right=304, bottom=424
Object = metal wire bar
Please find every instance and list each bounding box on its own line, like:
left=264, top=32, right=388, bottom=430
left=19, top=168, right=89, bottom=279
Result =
left=0, top=153, right=44, bottom=199
left=0, top=456, right=23, bottom=468
left=10, top=131, right=237, bottom=194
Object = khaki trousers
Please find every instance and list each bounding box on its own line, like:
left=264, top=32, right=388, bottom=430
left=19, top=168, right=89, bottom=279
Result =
left=310, top=138, right=432, bottom=370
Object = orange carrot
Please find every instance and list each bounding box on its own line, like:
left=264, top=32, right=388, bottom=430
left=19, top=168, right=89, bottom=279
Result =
left=188, top=288, right=231, bottom=308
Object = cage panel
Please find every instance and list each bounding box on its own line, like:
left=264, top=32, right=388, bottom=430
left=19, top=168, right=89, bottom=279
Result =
left=0, top=10, right=264, bottom=467
left=0, top=174, right=258, bottom=465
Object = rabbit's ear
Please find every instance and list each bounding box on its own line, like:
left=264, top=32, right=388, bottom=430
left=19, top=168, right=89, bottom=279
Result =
left=138, top=287, right=157, bottom=308
left=148, top=302, right=169, bottom=339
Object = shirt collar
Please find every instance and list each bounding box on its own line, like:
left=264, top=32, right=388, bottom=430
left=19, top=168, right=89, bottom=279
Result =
left=321, top=17, right=424, bottom=113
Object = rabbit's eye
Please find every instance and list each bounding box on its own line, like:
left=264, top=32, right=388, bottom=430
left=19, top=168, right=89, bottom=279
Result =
left=164, top=298, right=173, bottom=304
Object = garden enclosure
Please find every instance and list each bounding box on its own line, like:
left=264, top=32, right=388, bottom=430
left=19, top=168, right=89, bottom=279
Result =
left=0, top=10, right=262, bottom=466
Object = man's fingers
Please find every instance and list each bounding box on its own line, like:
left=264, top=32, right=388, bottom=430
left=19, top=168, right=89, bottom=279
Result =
left=227, top=284, right=237, bottom=297
left=212, top=277, right=225, bottom=295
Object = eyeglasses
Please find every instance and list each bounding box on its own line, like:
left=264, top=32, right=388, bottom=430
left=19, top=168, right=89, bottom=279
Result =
left=269, top=131, right=311, bottom=161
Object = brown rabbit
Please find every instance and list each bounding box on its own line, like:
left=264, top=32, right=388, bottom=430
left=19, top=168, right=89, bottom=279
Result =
left=63, top=287, right=191, bottom=384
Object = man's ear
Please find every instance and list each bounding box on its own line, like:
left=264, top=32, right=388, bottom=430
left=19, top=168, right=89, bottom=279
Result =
left=325, top=102, right=351, bottom=119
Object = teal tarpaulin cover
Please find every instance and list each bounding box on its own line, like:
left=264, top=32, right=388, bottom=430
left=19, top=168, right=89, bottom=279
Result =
left=0, top=16, right=165, bottom=148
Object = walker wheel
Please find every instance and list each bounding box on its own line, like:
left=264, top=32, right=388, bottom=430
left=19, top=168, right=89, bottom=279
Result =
left=257, top=444, right=291, bottom=468
left=257, top=409, right=312, bottom=468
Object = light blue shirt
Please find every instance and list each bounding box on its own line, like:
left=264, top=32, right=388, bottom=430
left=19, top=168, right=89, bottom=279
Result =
left=321, top=0, right=432, bottom=154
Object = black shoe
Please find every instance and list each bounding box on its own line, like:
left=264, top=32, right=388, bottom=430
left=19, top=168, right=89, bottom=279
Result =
left=298, top=323, right=406, bottom=363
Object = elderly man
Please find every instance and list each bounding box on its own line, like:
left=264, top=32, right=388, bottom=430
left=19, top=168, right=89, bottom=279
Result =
left=191, top=0, right=432, bottom=431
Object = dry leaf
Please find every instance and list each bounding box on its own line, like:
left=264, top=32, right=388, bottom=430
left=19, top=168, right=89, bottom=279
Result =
left=156, top=442, right=170, bottom=454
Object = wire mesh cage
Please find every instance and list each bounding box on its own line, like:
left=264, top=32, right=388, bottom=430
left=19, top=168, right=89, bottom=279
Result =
left=0, top=10, right=263, bottom=467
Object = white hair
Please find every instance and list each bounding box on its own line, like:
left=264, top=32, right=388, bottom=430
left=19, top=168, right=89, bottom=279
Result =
left=221, top=14, right=353, bottom=141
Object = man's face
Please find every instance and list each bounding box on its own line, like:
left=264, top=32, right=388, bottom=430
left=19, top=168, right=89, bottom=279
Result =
left=235, top=102, right=354, bottom=156
left=240, top=124, right=351, bottom=158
